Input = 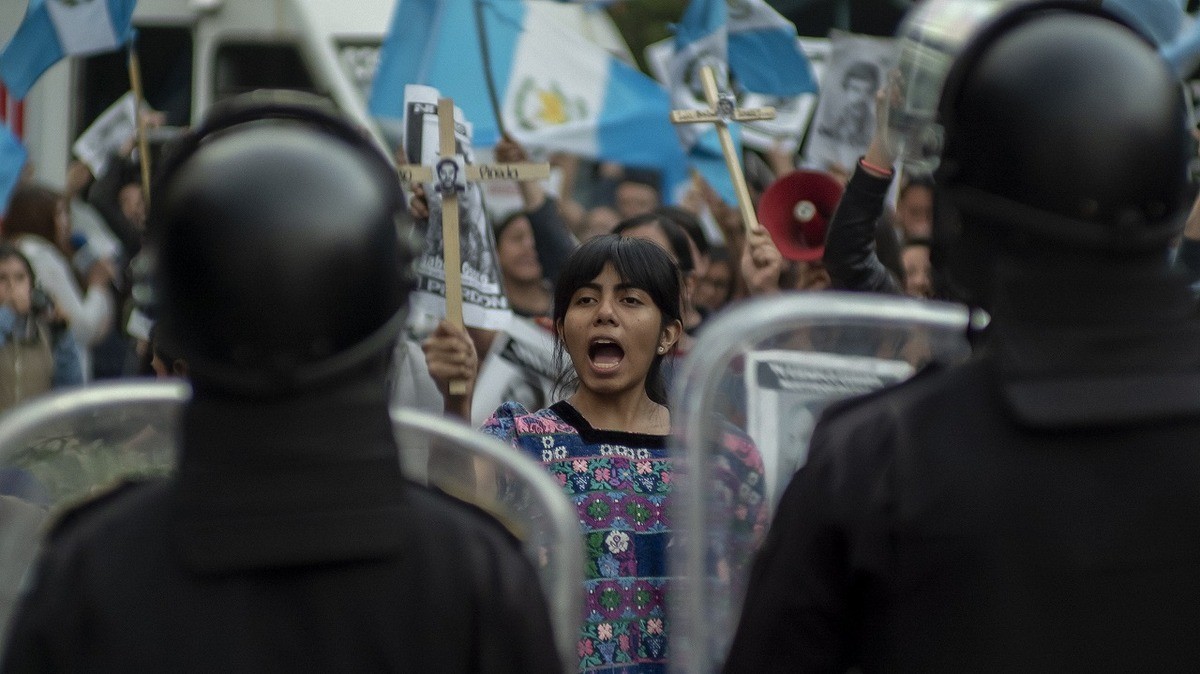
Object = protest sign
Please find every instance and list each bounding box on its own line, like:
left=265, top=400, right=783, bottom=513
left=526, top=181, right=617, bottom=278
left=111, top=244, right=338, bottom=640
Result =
left=802, top=31, right=896, bottom=174
left=72, top=91, right=136, bottom=177
left=746, top=349, right=912, bottom=503
left=403, top=84, right=512, bottom=332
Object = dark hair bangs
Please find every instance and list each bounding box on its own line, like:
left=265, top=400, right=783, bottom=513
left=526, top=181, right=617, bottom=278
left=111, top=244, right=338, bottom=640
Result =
left=551, top=235, right=683, bottom=405
left=553, top=234, right=682, bottom=325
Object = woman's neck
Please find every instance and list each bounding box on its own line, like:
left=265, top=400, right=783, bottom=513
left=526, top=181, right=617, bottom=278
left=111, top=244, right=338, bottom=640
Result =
left=503, top=276, right=552, bottom=316
left=568, top=387, right=670, bottom=436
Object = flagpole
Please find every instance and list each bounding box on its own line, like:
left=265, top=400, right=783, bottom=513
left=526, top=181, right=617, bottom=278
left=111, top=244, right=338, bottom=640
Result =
left=127, top=43, right=152, bottom=210
left=473, top=0, right=509, bottom=139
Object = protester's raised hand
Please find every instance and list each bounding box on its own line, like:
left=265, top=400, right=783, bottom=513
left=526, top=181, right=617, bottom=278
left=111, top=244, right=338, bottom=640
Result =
left=764, top=141, right=797, bottom=180
left=494, top=135, right=529, bottom=163
left=422, top=319, right=478, bottom=410
left=862, top=70, right=903, bottom=174
left=740, top=226, right=783, bottom=296
left=408, top=183, right=430, bottom=220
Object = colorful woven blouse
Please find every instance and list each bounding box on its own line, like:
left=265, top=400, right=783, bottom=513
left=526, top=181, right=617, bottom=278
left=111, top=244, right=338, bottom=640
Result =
left=482, top=400, right=767, bottom=673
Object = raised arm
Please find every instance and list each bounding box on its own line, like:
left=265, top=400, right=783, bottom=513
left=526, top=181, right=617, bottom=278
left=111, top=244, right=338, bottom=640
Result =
left=494, top=136, right=578, bottom=282
left=823, top=82, right=903, bottom=295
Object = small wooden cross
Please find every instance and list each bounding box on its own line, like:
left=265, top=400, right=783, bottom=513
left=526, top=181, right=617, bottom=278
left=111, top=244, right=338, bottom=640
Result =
left=670, top=66, right=776, bottom=235
left=398, top=97, right=549, bottom=395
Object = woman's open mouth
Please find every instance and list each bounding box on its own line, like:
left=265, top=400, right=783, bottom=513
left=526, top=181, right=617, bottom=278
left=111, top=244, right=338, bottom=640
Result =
left=588, top=338, right=625, bottom=371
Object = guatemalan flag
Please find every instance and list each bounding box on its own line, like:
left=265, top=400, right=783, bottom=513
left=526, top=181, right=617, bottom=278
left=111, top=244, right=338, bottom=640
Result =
left=0, top=0, right=137, bottom=101
left=369, top=0, right=690, bottom=201
left=0, top=125, right=27, bottom=216
left=666, top=0, right=742, bottom=203
left=726, top=0, right=818, bottom=97
left=1095, top=0, right=1200, bottom=80
left=666, top=0, right=816, bottom=204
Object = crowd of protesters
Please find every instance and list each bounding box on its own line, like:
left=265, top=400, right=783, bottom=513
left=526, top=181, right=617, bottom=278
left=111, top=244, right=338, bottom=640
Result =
left=5, top=1, right=1200, bottom=671
left=2, top=76, right=1200, bottom=417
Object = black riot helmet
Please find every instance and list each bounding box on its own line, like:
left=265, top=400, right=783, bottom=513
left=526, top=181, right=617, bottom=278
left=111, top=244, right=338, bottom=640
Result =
left=147, top=91, right=413, bottom=395
left=928, top=1, right=1190, bottom=304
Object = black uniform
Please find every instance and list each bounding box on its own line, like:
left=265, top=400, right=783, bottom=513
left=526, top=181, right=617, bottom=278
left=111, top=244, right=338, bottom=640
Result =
left=823, top=164, right=904, bottom=296
left=727, top=3, right=1200, bottom=671
left=1, top=377, right=561, bottom=673
left=723, top=267, right=1200, bottom=672
left=3, top=92, right=562, bottom=673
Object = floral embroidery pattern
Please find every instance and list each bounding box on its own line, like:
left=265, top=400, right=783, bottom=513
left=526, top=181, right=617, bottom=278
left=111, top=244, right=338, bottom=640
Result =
left=482, top=401, right=766, bottom=673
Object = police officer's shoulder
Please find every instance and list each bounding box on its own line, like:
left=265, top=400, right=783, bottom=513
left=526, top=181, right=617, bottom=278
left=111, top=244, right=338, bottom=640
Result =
left=403, top=481, right=524, bottom=549
left=44, top=478, right=165, bottom=543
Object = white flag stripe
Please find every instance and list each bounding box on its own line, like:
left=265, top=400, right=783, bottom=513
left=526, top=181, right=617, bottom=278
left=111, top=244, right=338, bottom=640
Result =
left=47, top=0, right=120, bottom=57
left=729, top=1, right=794, bottom=33
left=503, top=5, right=607, bottom=156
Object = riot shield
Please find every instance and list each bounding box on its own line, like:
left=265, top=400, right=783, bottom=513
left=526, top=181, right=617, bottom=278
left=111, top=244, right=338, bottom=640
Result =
left=0, top=382, right=582, bottom=673
left=0, top=380, right=186, bottom=647
left=669, top=292, right=975, bottom=673
left=391, top=407, right=584, bottom=672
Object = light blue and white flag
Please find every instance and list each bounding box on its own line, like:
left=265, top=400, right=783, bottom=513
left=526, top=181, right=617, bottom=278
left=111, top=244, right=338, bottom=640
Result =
left=668, top=0, right=817, bottom=102
left=1101, top=0, right=1186, bottom=47
left=665, top=0, right=739, bottom=204
left=1094, top=0, right=1200, bottom=81
left=666, top=0, right=817, bottom=203
left=1163, top=16, right=1200, bottom=79
left=667, top=0, right=731, bottom=139
left=370, top=0, right=689, bottom=199
left=727, top=0, right=818, bottom=96
left=0, top=0, right=137, bottom=100
left=0, top=125, right=27, bottom=216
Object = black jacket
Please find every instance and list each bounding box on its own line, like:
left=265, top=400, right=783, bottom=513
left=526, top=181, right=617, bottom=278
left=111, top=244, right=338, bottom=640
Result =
left=723, top=265, right=1200, bottom=673
left=2, top=375, right=561, bottom=673
left=823, top=164, right=903, bottom=296
left=525, top=197, right=578, bottom=287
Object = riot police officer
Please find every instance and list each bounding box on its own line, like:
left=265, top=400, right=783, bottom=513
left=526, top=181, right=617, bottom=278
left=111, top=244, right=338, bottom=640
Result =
left=724, top=2, right=1200, bottom=671
left=1, top=92, right=560, bottom=673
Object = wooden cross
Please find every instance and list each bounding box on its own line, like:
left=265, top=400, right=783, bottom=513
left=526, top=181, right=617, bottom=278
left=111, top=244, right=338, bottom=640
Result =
left=669, top=65, right=776, bottom=235
left=398, top=97, right=549, bottom=395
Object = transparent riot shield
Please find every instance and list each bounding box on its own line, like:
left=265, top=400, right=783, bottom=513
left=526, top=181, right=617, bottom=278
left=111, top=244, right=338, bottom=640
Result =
left=0, top=382, right=582, bottom=673
left=391, top=407, right=584, bottom=672
left=0, top=380, right=186, bottom=649
left=669, top=292, right=976, bottom=673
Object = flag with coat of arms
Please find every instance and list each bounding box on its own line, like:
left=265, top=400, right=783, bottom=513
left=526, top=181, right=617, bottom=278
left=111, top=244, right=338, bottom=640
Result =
left=369, top=0, right=691, bottom=202
left=0, top=0, right=138, bottom=100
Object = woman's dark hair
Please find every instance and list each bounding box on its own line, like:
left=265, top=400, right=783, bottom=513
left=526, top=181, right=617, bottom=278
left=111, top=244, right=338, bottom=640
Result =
left=612, top=212, right=695, bottom=274
left=655, top=205, right=709, bottom=258
left=0, top=243, right=58, bottom=328
left=493, top=210, right=527, bottom=243
left=0, top=243, right=36, bottom=282
left=704, top=245, right=735, bottom=306
left=552, top=234, right=682, bottom=405
left=4, top=183, right=64, bottom=249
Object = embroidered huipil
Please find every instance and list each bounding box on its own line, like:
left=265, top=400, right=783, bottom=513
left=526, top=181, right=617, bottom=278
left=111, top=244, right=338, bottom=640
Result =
left=482, top=400, right=767, bottom=673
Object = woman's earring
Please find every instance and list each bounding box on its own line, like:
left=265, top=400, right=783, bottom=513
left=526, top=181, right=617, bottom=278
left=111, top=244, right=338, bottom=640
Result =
left=658, top=346, right=666, bottom=354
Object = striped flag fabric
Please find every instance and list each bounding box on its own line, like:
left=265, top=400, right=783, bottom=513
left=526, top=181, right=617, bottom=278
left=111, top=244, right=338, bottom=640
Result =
left=0, top=124, right=27, bottom=216
left=369, top=0, right=690, bottom=201
left=727, top=0, right=818, bottom=97
left=0, top=0, right=137, bottom=100
left=666, top=0, right=817, bottom=204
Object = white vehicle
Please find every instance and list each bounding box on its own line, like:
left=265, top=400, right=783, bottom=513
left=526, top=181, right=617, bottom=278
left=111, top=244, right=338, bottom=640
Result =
left=0, top=0, right=632, bottom=190
left=2, top=0, right=395, bottom=187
